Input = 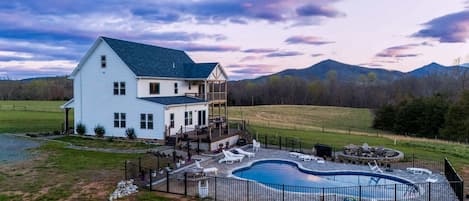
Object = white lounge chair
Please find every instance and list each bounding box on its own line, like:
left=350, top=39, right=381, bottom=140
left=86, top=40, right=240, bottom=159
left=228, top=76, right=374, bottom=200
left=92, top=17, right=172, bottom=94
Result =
left=227, top=150, right=245, bottom=158
left=234, top=148, right=255, bottom=158
left=289, top=152, right=302, bottom=158
left=252, top=140, right=261, bottom=152
left=299, top=154, right=313, bottom=161
left=195, top=160, right=218, bottom=175
left=218, top=150, right=244, bottom=164
left=406, top=168, right=432, bottom=175
left=425, top=177, right=438, bottom=183
left=368, top=160, right=383, bottom=173
left=315, top=157, right=325, bottom=164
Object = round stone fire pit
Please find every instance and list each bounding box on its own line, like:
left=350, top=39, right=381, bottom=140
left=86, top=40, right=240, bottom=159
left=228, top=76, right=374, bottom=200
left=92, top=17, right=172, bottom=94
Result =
left=337, top=143, right=404, bottom=164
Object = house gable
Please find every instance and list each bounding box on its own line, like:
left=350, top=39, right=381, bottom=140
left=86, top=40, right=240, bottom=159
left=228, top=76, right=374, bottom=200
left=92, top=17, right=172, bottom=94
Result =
left=207, top=64, right=228, bottom=81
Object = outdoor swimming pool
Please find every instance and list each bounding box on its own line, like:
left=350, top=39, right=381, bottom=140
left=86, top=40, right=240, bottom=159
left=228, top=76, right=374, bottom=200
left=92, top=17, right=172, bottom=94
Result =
left=232, top=160, right=419, bottom=199
left=0, top=135, right=40, bottom=163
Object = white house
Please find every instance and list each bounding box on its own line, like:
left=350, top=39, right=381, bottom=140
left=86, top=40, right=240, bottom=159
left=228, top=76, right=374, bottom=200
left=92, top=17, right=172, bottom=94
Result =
left=61, top=36, right=228, bottom=140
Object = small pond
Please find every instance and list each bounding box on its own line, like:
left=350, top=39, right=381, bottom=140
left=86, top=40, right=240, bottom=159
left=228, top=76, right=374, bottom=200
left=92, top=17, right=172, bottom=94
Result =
left=0, top=135, right=40, bottom=164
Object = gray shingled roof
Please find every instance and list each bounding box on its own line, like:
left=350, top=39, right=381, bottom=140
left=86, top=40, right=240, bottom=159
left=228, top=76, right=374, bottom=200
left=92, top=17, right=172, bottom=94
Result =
left=101, top=37, right=218, bottom=78
left=140, top=96, right=206, bottom=105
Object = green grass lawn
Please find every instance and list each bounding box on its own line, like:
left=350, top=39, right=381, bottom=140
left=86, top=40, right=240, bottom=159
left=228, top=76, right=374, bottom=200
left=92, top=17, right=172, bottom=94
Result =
left=0, top=141, right=143, bottom=200
left=229, top=105, right=377, bottom=133
left=0, top=101, right=68, bottom=133
left=56, top=135, right=160, bottom=150
left=249, top=125, right=469, bottom=169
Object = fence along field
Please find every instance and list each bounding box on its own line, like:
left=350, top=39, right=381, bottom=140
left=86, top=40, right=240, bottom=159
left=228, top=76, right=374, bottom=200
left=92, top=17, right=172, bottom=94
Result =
left=0, top=101, right=68, bottom=133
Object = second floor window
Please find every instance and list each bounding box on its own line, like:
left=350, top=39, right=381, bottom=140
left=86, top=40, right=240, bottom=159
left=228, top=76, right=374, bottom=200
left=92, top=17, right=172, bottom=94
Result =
left=140, top=113, right=153, bottom=129
left=114, top=113, right=126, bottom=128
left=113, top=82, right=125, bottom=95
left=101, top=55, right=106, bottom=68
left=174, top=82, right=178, bottom=94
left=150, top=83, right=160, bottom=94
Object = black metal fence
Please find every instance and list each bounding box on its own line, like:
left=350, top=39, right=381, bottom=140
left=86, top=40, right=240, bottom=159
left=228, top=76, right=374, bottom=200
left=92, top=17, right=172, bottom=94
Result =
left=123, top=137, right=464, bottom=200
left=252, top=133, right=445, bottom=173
left=445, top=158, right=465, bottom=201
left=129, top=170, right=462, bottom=201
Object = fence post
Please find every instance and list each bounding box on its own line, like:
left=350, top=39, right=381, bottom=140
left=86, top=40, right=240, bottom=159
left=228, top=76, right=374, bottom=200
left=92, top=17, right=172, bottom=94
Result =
left=359, top=185, right=362, bottom=201
left=290, top=139, right=295, bottom=151
left=279, top=136, right=282, bottom=150
left=149, top=169, right=153, bottom=191
left=461, top=181, right=464, bottom=201
left=246, top=180, right=249, bottom=201
left=282, top=184, right=285, bottom=201
left=184, top=172, right=187, bottom=196
left=428, top=182, right=431, bottom=201
left=124, top=160, right=127, bottom=180
left=322, top=188, right=324, bottom=201
left=166, top=171, right=170, bottom=193
left=412, top=153, right=415, bottom=168
left=394, top=184, right=397, bottom=201
left=138, top=157, right=142, bottom=172
left=299, top=141, right=302, bottom=153
left=215, top=177, right=217, bottom=201
left=264, top=135, right=267, bottom=148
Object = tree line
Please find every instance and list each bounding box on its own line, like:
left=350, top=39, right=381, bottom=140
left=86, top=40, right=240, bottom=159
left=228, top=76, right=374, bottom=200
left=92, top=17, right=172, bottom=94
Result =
left=0, top=77, right=72, bottom=100
left=228, top=70, right=467, bottom=108
left=373, top=92, right=469, bottom=142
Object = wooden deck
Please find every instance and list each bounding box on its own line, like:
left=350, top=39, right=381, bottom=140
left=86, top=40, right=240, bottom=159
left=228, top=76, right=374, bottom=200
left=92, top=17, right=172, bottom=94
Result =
left=166, top=127, right=243, bottom=145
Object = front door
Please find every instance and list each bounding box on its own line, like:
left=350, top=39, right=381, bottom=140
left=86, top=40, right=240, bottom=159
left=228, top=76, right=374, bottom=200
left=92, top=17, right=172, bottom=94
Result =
left=198, top=110, right=206, bottom=126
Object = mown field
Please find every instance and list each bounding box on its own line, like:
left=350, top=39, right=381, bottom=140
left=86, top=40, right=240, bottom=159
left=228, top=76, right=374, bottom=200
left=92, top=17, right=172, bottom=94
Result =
left=0, top=101, right=69, bottom=133
left=228, top=105, right=378, bottom=134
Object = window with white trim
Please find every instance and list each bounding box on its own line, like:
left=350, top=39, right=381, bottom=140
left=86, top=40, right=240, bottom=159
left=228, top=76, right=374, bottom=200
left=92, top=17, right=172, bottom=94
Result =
left=149, top=82, right=160, bottom=94
left=101, top=55, right=106, bottom=68
left=174, top=82, right=178, bottom=94
left=113, top=82, right=125, bottom=95
left=140, top=113, right=153, bottom=129
left=114, top=113, right=126, bottom=128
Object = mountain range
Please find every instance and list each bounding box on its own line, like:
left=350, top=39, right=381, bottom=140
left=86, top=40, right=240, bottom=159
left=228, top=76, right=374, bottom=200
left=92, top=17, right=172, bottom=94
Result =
left=248, top=59, right=469, bottom=83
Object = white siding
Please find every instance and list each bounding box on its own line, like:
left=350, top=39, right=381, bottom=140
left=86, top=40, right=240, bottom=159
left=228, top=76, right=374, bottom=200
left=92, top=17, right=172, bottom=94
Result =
left=164, top=104, right=208, bottom=135
left=137, top=79, right=199, bottom=97
left=73, top=40, right=166, bottom=139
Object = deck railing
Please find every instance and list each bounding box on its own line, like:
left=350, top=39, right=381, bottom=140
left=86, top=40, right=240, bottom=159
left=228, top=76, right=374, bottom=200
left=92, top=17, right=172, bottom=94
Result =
left=208, top=92, right=226, bottom=101
left=185, top=92, right=226, bottom=102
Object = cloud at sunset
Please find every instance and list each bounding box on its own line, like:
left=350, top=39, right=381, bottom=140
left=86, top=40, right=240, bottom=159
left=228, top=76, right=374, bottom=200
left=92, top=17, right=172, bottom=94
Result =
left=0, top=0, right=467, bottom=79
left=413, top=10, right=469, bottom=43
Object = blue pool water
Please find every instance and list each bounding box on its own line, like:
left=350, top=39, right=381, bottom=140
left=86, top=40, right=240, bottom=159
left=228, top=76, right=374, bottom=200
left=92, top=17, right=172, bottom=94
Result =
left=233, top=160, right=419, bottom=199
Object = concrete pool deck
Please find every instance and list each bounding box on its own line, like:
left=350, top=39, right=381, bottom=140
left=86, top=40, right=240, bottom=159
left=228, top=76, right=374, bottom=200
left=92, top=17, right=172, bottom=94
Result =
left=200, top=147, right=446, bottom=184
left=156, top=146, right=458, bottom=201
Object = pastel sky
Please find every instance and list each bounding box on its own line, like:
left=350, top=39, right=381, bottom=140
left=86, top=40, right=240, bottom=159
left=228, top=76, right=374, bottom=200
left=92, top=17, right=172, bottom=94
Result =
left=0, top=0, right=468, bottom=80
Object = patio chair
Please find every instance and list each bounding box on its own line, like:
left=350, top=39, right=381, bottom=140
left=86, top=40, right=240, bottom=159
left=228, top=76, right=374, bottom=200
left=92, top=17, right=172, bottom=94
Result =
left=226, top=150, right=246, bottom=158
left=406, top=167, right=432, bottom=175
left=289, top=152, right=302, bottom=158
left=234, top=148, right=255, bottom=158
left=195, top=160, right=218, bottom=175
left=218, top=150, right=244, bottom=164
left=252, top=139, right=261, bottom=152
left=299, top=154, right=313, bottom=161
left=368, top=160, right=383, bottom=173
left=315, top=156, right=325, bottom=164
left=425, top=177, right=438, bottom=183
